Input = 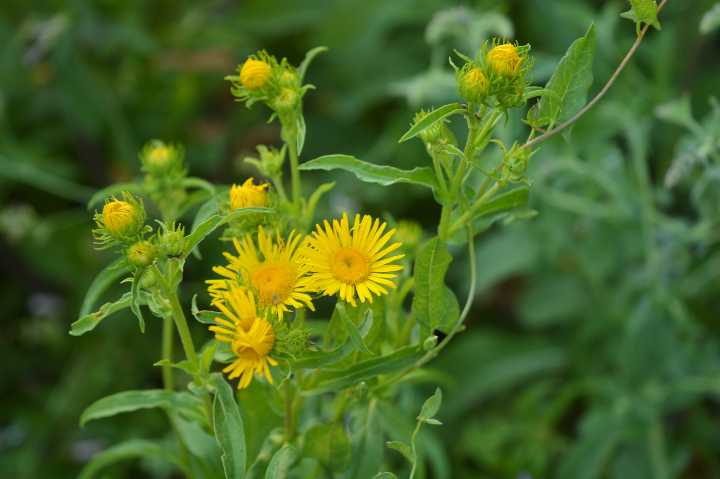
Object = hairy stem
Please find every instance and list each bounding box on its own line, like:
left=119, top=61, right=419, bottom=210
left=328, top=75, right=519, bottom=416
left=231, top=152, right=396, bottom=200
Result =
left=161, top=316, right=174, bottom=390
left=524, top=0, right=669, bottom=149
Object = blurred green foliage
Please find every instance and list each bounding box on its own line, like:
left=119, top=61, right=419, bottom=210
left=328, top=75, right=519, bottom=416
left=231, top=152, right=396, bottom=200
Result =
left=2, top=0, right=720, bottom=478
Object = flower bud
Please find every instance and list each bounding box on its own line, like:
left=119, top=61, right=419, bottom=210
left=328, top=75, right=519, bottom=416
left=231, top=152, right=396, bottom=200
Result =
left=229, top=178, right=270, bottom=210
left=101, top=196, right=144, bottom=239
left=487, top=43, right=522, bottom=77
left=127, top=240, right=156, bottom=267
left=458, top=66, right=489, bottom=104
left=158, top=223, right=186, bottom=257
left=140, top=140, right=183, bottom=175
left=272, top=87, right=298, bottom=113
left=423, top=334, right=438, bottom=351
left=278, top=69, right=298, bottom=88
left=240, top=58, right=272, bottom=90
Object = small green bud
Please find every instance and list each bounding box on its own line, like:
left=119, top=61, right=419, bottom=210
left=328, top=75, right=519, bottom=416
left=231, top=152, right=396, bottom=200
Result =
left=278, top=69, right=298, bottom=88
left=127, top=240, right=156, bottom=267
left=245, top=145, right=286, bottom=180
left=140, top=140, right=184, bottom=176
left=158, top=223, right=186, bottom=257
left=272, top=87, right=299, bottom=112
left=423, top=334, right=438, bottom=351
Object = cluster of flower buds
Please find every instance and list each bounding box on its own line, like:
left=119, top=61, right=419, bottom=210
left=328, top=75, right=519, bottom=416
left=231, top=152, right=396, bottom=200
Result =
left=498, top=142, right=532, bottom=185
left=455, top=40, right=532, bottom=109
left=226, top=51, right=308, bottom=118
left=139, top=140, right=188, bottom=220
left=414, top=110, right=458, bottom=155
left=244, top=144, right=286, bottom=182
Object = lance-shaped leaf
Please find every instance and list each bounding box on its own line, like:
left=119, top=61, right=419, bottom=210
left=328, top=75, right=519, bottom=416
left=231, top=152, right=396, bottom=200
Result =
left=297, top=46, right=328, bottom=83
left=80, top=389, right=203, bottom=426
left=77, top=439, right=188, bottom=479
left=303, top=346, right=423, bottom=395
left=300, top=154, right=437, bottom=190
left=71, top=292, right=134, bottom=336
left=211, top=374, right=247, bottom=479
left=183, top=207, right=272, bottom=257
left=398, top=103, right=464, bottom=143
left=412, top=237, right=453, bottom=338
left=78, top=258, right=130, bottom=318
left=529, top=24, right=596, bottom=129
left=265, top=444, right=298, bottom=479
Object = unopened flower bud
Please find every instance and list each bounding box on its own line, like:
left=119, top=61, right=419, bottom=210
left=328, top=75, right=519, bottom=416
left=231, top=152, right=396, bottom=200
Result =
left=102, top=197, right=144, bottom=239
left=240, top=58, right=272, bottom=90
left=127, top=240, right=156, bottom=267
left=458, top=67, right=489, bottom=103
left=278, top=69, right=298, bottom=88
left=229, top=178, right=270, bottom=210
left=159, top=224, right=186, bottom=257
left=273, top=87, right=298, bottom=112
left=487, top=43, right=522, bottom=77
left=423, top=335, right=438, bottom=351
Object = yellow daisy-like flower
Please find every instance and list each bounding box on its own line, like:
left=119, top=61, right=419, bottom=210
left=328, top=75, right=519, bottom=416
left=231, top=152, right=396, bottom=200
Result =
left=209, top=285, right=277, bottom=389
left=240, top=58, right=272, bottom=90
left=207, top=227, right=314, bottom=319
left=102, top=199, right=141, bottom=238
left=303, top=213, right=404, bottom=306
left=229, top=178, right=270, bottom=210
left=486, top=43, right=522, bottom=76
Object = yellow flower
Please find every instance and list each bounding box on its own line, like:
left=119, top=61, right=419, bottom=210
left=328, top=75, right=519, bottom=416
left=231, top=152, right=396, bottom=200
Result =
left=102, top=198, right=141, bottom=238
left=207, top=227, right=314, bottom=319
left=458, top=67, right=489, bottom=103
left=486, top=43, right=522, bottom=76
left=209, top=285, right=277, bottom=389
left=240, top=58, right=272, bottom=90
left=229, top=178, right=270, bottom=210
left=303, top=213, right=404, bottom=306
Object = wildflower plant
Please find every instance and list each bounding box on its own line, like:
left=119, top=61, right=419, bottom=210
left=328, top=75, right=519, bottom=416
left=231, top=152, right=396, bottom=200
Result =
left=72, top=2, right=671, bottom=477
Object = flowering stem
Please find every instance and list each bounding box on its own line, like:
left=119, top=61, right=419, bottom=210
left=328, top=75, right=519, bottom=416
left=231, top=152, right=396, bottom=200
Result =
left=449, top=182, right=501, bottom=235
left=523, top=0, right=669, bottom=150
left=161, top=317, right=174, bottom=390
left=282, top=121, right=302, bottom=208
left=168, top=291, right=199, bottom=373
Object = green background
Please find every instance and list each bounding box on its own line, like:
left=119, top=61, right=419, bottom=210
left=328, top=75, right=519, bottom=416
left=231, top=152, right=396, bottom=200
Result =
left=2, top=1, right=720, bottom=477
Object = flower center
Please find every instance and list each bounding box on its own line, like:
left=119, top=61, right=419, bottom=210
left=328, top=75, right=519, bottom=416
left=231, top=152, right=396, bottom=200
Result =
left=331, top=248, right=370, bottom=284
left=251, top=262, right=295, bottom=306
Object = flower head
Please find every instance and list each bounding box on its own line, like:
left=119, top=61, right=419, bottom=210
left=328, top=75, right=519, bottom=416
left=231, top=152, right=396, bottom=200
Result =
left=487, top=43, right=522, bottom=77
left=208, top=227, right=314, bottom=319
left=99, top=194, right=144, bottom=239
left=209, top=285, right=277, bottom=389
left=229, top=178, right=270, bottom=210
left=240, top=58, right=272, bottom=90
left=303, top=213, right=404, bottom=306
left=458, top=66, right=490, bottom=103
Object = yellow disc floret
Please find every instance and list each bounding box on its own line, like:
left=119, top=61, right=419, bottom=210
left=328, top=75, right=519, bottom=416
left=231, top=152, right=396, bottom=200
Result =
left=102, top=199, right=140, bottom=238
left=229, top=178, right=270, bottom=210
left=209, top=285, right=277, bottom=389
left=487, top=43, right=522, bottom=76
left=240, top=58, right=272, bottom=90
left=207, top=227, right=314, bottom=319
left=302, top=213, right=405, bottom=306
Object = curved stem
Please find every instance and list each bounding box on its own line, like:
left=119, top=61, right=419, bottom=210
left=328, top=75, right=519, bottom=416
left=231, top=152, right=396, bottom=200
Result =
left=524, top=0, right=669, bottom=150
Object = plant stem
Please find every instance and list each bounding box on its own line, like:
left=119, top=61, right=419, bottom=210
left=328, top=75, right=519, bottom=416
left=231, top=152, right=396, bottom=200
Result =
left=523, top=0, right=669, bottom=150
left=161, top=316, right=174, bottom=390
left=285, top=124, right=302, bottom=208
left=449, top=182, right=501, bottom=235
left=284, top=380, right=296, bottom=442
left=167, top=288, right=199, bottom=374
left=408, top=419, right=423, bottom=479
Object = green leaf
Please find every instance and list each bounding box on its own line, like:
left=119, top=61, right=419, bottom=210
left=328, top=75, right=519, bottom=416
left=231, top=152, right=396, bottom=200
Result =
left=411, top=237, right=453, bottom=338
left=557, top=410, right=623, bottom=479
left=387, top=440, right=414, bottom=463
left=300, top=154, right=437, bottom=190
left=373, top=474, right=399, bottom=479
left=70, top=292, right=133, bottom=336
left=296, top=110, right=307, bottom=156
left=305, top=181, right=335, bottom=223
left=530, top=24, right=596, bottom=128
left=78, top=258, right=130, bottom=318
left=183, top=207, right=272, bottom=257
left=77, top=439, right=188, bottom=479
left=436, top=287, right=460, bottom=334
left=335, top=302, right=374, bottom=355
left=347, top=401, right=383, bottom=479
left=87, top=182, right=144, bottom=209
left=265, top=444, right=298, bottom=479
left=293, top=337, right=355, bottom=369
left=298, top=46, right=328, bottom=83
left=182, top=177, right=216, bottom=195
left=303, top=346, right=423, bottom=395
left=192, top=294, right=223, bottom=325
left=153, top=358, right=195, bottom=376
left=130, top=269, right=146, bottom=333
left=211, top=374, right=247, bottom=479
left=80, top=389, right=202, bottom=427
left=700, top=4, right=720, bottom=34
left=472, top=187, right=529, bottom=219
left=621, top=0, right=661, bottom=32
left=398, top=103, right=464, bottom=143
left=418, top=388, right=443, bottom=422
left=0, top=153, right=95, bottom=203
left=303, top=422, right=351, bottom=472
